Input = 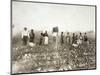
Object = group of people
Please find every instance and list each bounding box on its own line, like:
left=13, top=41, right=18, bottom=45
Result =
left=22, top=27, right=35, bottom=45
left=21, top=27, right=49, bottom=46
left=21, top=27, right=88, bottom=47
left=60, top=32, right=88, bottom=46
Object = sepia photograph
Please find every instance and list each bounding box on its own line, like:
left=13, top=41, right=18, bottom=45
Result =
left=11, top=0, right=96, bottom=74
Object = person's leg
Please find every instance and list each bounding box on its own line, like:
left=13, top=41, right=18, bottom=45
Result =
left=24, top=36, right=28, bottom=45
left=23, top=36, right=26, bottom=45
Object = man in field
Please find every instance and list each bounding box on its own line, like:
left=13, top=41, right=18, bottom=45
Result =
left=22, top=27, right=29, bottom=45
left=29, top=29, right=35, bottom=43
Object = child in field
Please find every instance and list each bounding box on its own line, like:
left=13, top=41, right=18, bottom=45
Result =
left=29, top=29, right=35, bottom=43
left=22, top=27, right=29, bottom=45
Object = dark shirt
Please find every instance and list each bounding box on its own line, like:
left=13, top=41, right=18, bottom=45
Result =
left=84, top=35, right=88, bottom=41
left=29, top=32, right=35, bottom=42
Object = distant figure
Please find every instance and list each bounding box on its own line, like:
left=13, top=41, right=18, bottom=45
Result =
left=29, top=29, right=35, bottom=43
left=75, top=35, right=78, bottom=44
left=44, top=31, right=49, bottom=45
left=61, top=32, right=64, bottom=45
left=72, top=34, right=79, bottom=47
left=72, top=33, right=76, bottom=44
left=78, top=33, right=83, bottom=45
left=39, top=33, right=43, bottom=45
left=22, top=27, right=29, bottom=45
left=66, top=32, right=71, bottom=44
left=84, top=33, right=88, bottom=42
left=83, top=33, right=89, bottom=45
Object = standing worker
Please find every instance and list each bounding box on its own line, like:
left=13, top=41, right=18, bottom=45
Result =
left=61, top=32, right=64, bottom=45
left=22, top=27, right=29, bottom=45
left=29, top=29, right=35, bottom=43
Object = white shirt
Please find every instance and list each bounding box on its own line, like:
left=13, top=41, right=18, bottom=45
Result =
left=22, top=30, right=29, bottom=38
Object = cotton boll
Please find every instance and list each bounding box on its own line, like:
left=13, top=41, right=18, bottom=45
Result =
left=28, top=42, right=35, bottom=47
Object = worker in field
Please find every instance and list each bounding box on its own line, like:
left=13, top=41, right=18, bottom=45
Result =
left=29, top=29, right=35, bottom=43
left=39, top=33, right=44, bottom=45
left=44, top=31, right=49, bottom=45
left=75, top=35, right=78, bottom=44
left=22, top=27, right=29, bottom=45
left=77, top=33, right=83, bottom=45
left=84, top=33, right=88, bottom=41
left=61, top=32, right=64, bottom=45
left=66, top=32, right=71, bottom=44
left=72, top=34, right=79, bottom=47
left=72, top=33, right=76, bottom=44
left=83, top=33, right=89, bottom=45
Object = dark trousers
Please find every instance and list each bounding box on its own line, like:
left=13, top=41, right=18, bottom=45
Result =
left=23, top=36, right=28, bottom=45
left=29, top=37, right=34, bottom=42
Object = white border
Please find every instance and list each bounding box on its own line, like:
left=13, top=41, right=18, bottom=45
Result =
left=0, top=0, right=99, bottom=75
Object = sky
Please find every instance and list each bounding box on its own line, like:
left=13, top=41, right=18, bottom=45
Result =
left=12, top=1, right=96, bottom=34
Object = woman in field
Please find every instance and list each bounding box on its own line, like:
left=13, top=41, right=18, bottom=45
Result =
left=77, top=33, right=83, bottom=45
left=21, top=27, right=29, bottom=45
